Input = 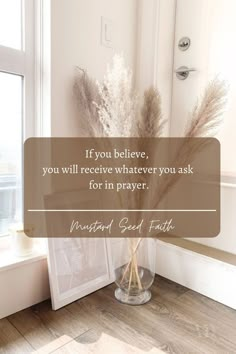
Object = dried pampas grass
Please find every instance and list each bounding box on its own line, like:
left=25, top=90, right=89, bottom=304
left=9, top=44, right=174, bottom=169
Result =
left=73, top=68, right=105, bottom=137
left=94, top=55, right=138, bottom=137
left=185, top=78, right=227, bottom=137
left=138, top=87, right=166, bottom=137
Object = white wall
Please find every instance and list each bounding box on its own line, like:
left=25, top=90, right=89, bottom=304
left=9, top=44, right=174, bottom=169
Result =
left=50, top=0, right=138, bottom=137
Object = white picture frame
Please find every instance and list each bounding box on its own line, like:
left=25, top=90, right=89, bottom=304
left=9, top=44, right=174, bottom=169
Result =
left=45, top=190, right=113, bottom=310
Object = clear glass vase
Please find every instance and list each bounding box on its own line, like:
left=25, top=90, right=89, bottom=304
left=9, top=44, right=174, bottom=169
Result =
left=114, top=238, right=156, bottom=305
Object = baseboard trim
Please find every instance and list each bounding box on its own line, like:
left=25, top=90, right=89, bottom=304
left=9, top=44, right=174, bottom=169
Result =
left=0, top=257, right=50, bottom=319
left=155, top=239, right=236, bottom=309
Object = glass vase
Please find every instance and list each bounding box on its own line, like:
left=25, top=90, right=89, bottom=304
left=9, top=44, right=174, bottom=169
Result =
left=114, top=237, right=156, bottom=305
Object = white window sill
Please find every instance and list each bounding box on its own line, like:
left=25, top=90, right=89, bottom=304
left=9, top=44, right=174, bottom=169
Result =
left=0, top=243, right=47, bottom=272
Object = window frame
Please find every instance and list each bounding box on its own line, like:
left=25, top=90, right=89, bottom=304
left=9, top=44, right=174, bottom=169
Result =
left=0, top=0, right=36, bottom=240
left=0, top=0, right=36, bottom=139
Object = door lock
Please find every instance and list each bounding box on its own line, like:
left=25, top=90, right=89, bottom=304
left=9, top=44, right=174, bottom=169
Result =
left=178, top=37, right=191, bottom=51
left=175, top=66, right=197, bottom=80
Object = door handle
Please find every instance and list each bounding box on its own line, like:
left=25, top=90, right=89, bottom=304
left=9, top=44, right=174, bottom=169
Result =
left=175, top=66, right=197, bottom=80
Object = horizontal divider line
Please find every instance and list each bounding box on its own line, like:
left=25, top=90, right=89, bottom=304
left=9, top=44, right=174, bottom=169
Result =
left=28, top=209, right=217, bottom=212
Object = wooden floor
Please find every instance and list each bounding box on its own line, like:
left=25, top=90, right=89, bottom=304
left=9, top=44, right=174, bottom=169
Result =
left=1, top=275, right=236, bottom=354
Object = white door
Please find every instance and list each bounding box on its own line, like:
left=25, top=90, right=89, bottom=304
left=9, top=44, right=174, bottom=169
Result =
left=170, top=0, right=236, bottom=253
left=171, top=0, right=236, bottom=173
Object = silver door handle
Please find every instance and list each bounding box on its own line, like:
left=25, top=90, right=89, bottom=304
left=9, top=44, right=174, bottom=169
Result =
left=175, top=66, right=197, bottom=80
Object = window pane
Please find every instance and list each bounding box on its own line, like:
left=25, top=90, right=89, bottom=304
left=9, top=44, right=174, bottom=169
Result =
left=0, top=0, right=22, bottom=50
left=0, top=72, right=22, bottom=236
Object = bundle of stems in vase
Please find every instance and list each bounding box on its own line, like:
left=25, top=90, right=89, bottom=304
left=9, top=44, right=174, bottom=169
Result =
left=74, top=55, right=227, bottom=296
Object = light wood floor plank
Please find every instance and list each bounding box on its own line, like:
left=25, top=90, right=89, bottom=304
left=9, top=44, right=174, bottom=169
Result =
left=178, top=288, right=236, bottom=328
left=8, top=308, right=58, bottom=351
left=151, top=284, right=236, bottom=352
left=31, top=301, right=89, bottom=340
left=0, top=318, right=33, bottom=354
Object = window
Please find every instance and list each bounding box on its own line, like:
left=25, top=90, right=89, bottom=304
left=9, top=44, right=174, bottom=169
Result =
left=0, top=0, right=35, bottom=237
left=0, top=0, right=22, bottom=50
left=0, top=73, right=22, bottom=235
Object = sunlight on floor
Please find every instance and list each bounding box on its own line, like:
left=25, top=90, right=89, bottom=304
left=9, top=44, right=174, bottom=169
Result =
left=32, top=333, right=164, bottom=354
